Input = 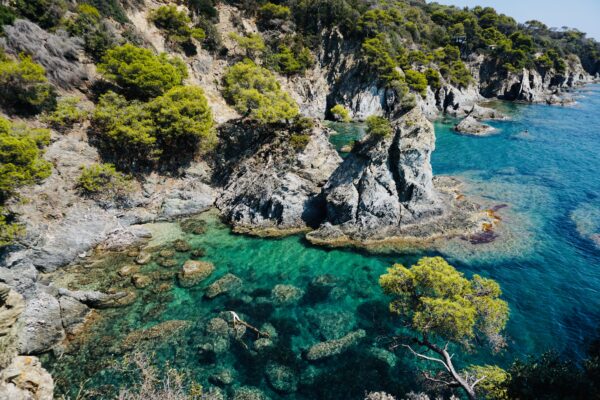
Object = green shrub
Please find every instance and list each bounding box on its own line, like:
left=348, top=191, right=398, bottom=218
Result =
left=13, top=0, right=66, bottom=29
left=229, top=32, right=266, bottom=59
left=292, top=115, right=315, bottom=132
left=365, top=115, right=392, bottom=138
left=65, top=4, right=118, bottom=61
left=149, top=5, right=205, bottom=48
left=0, top=5, right=16, bottom=33
left=290, top=133, right=310, bottom=150
left=92, top=86, right=214, bottom=167
left=98, top=44, right=188, bottom=99
left=80, top=0, right=128, bottom=23
left=145, top=85, right=216, bottom=157
left=0, top=53, right=56, bottom=114
left=188, top=0, right=218, bottom=20
left=258, top=3, right=291, bottom=28
left=404, top=69, right=428, bottom=97
left=77, top=163, right=130, bottom=197
left=0, top=116, right=51, bottom=202
left=271, top=44, right=314, bottom=76
left=222, top=59, right=298, bottom=124
left=0, top=206, right=23, bottom=247
left=361, top=34, right=402, bottom=83
left=424, top=68, right=442, bottom=91
left=330, top=104, right=351, bottom=122
left=42, top=97, right=88, bottom=131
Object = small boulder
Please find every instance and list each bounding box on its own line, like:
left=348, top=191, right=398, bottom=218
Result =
left=265, top=362, right=298, bottom=393
left=454, top=116, right=495, bottom=136
left=58, top=296, right=90, bottom=335
left=118, top=264, right=140, bottom=277
left=159, top=258, right=178, bottom=268
left=178, top=260, right=215, bottom=288
left=209, top=368, right=235, bottom=386
left=271, top=284, right=304, bottom=306
left=232, top=386, right=269, bottom=400
left=253, top=338, right=273, bottom=352
left=135, top=252, right=152, bottom=265
left=173, top=239, right=191, bottom=252
left=205, top=274, right=242, bottom=298
left=159, top=249, right=175, bottom=258
left=131, top=274, right=152, bottom=289
left=305, top=329, right=366, bottom=361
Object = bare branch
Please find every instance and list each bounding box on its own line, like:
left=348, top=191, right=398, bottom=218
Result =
left=402, top=344, right=451, bottom=372
left=471, top=375, right=487, bottom=388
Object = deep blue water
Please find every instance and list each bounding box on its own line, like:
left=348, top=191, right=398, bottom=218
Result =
left=45, top=86, right=600, bottom=398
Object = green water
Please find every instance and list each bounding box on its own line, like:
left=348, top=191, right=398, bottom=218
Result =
left=44, top=87, right=600, bottom=399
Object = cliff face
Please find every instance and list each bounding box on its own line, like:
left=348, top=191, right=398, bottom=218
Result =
left=215, top=121, right=342, bottom=234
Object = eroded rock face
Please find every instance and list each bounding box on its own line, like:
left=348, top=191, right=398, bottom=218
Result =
left=215, top=120, right=342, bottom=234
left=309, top=108, right=443, bottom=242
left=0, top=356, right=54, bottom=400
left=0, top=284, right=25, bottom=369
left=17, top=291, right=65, bottom=355
left=454, top=116, right=495, bottom=136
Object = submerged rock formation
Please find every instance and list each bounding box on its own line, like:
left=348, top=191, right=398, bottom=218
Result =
left=454, top=116, right=495, bottom=136
left=215, top=120, right=342, bottom=235
left=307, top=108, right=494, bottom=247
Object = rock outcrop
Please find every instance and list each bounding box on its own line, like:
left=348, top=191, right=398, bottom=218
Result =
left=454, top=116, right=495, bottom=136
left=215, top=120, right=342, bottom=235
left=307, top=108, right=494, bottom=247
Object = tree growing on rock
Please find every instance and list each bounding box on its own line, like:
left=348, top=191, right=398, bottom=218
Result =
left=330, top=104, right=351, bottom=122
left=379, top=256, right=510, bottom=400
left=222, top=59, right=298, bottom=124
left=97, top=44, right=188, bottom=100
left=365, top=115, right=392, bottom=138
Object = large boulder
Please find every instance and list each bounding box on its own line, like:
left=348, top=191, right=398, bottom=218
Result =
left=0, top=284, right=25, bottom=369
left=454, top=116, right=495, bottom=136
left=17, top=291, right=65, bottom=355
left=0, top=356, right=54, bottom=400
left=205, top=274, right=242, bottom=298
left=215, top=120, right=342, bottom=235
left=308, top=108, right=444, bottom=243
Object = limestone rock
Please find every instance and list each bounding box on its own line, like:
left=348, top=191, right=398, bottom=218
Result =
left=306, top=308, right=356, bottom=340
left=232, top=386, right=270, bottom=400
left=454, top=116, right=495, bottom=136
left=308, top=108, right=444, bottom=243
left=0, top=284, right=25, bottom=369
left=58, top=296, right=90, bottom=335
left=17, top=291, right=65, bottom=355
left=118, top=264, right=140, bottom=277
left=305, top=329, right=366, bottom=361
left=58, top=288, right=132, bottom=309
left=178, top=260, right=215, bottom=288
left=0, top=356, right=54, bottom=400
left=209, top=368, right=235, bottom=386
left=135, top=252, right=152, bottom=265
left=205, top=274, right=242, bottom=298
left=215, top=120, right=341, bottom=234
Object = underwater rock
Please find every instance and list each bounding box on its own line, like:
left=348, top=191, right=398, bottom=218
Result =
left=305, top=329, right=366, bottom=361
left=131, top=274, right=152, bottom=289
left=209, top=368, right=235, bottom=386
left=180, top=218, right=207, bottom=235
left=271, top=284, right=304, bottom=306
left=299, top=365, right=320, bottom=386
left=159, top=249, right=176, bottom=258
left=232, top=385, right=270, bottom=400
left=454, top=116, right=495, bottom=136
left=205, top=274, right=243, bottom=298
left=178, top=260, right=215, bottom=288
left=118, top=264, right=140, bottom=277
left=135, top=252, right=152, bottom=265
left=191, top=248, right=206, bottom=258
left=253, top=338, right=273, bottom=352
left=121, top=320, right=191, bottom=350
left=158, top=258, right=178, bottom=268
left=265, top=362, right=298, bottom=393
left=368, top=347, right=397, bottom=368
left=173, top=239, right=192, bottom=252
left=57, top=288, right=131, bottom=309
left=306, top=308, right=356, bottom=340
left=364, top=392, right=397, bottom=400
left=0, top=355, right=54, bottom=400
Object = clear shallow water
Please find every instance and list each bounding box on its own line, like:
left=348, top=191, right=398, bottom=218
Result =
left=45, top=87, right=600, bottom=399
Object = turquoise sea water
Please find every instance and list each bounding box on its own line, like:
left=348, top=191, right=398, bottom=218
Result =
left=45, top=86, right=600, bottom=399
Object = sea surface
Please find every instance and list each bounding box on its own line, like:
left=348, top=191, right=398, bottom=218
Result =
left=45, top=86, right=600, bottom=399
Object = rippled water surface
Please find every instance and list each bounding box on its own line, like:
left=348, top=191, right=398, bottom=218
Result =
left=45, top=86, right=600, bottom=399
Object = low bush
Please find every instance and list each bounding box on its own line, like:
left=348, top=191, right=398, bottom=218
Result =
left=13, top=0, right=66, bottom=29
left=149, top=5, right=205, bottom=50
left=404, top=69, right=428, bottom=97
left=222, top=59, right=298, bottom=124
left=425, top=68, right=442, bottom=91
left=290, top=133, right=310, bottom=150
left=229, top=33, right=266, bottom=59
left=365, top=115, right=392, bottom=138
left=42, top=97, right=88, bottom=131
left=77, top=163, right=131, bottom=197
left=258, top=3, right=291, bottom=29
left=65, top=4, right=118, bottom=61
left=98, top=44, right=188, bottom=99
left=0, top=52, right=56, bottom=114
left=330, top=104, right=351, bottom=122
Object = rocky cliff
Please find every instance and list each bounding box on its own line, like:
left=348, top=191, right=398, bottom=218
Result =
left=215, top=120, right=342, bottom=234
